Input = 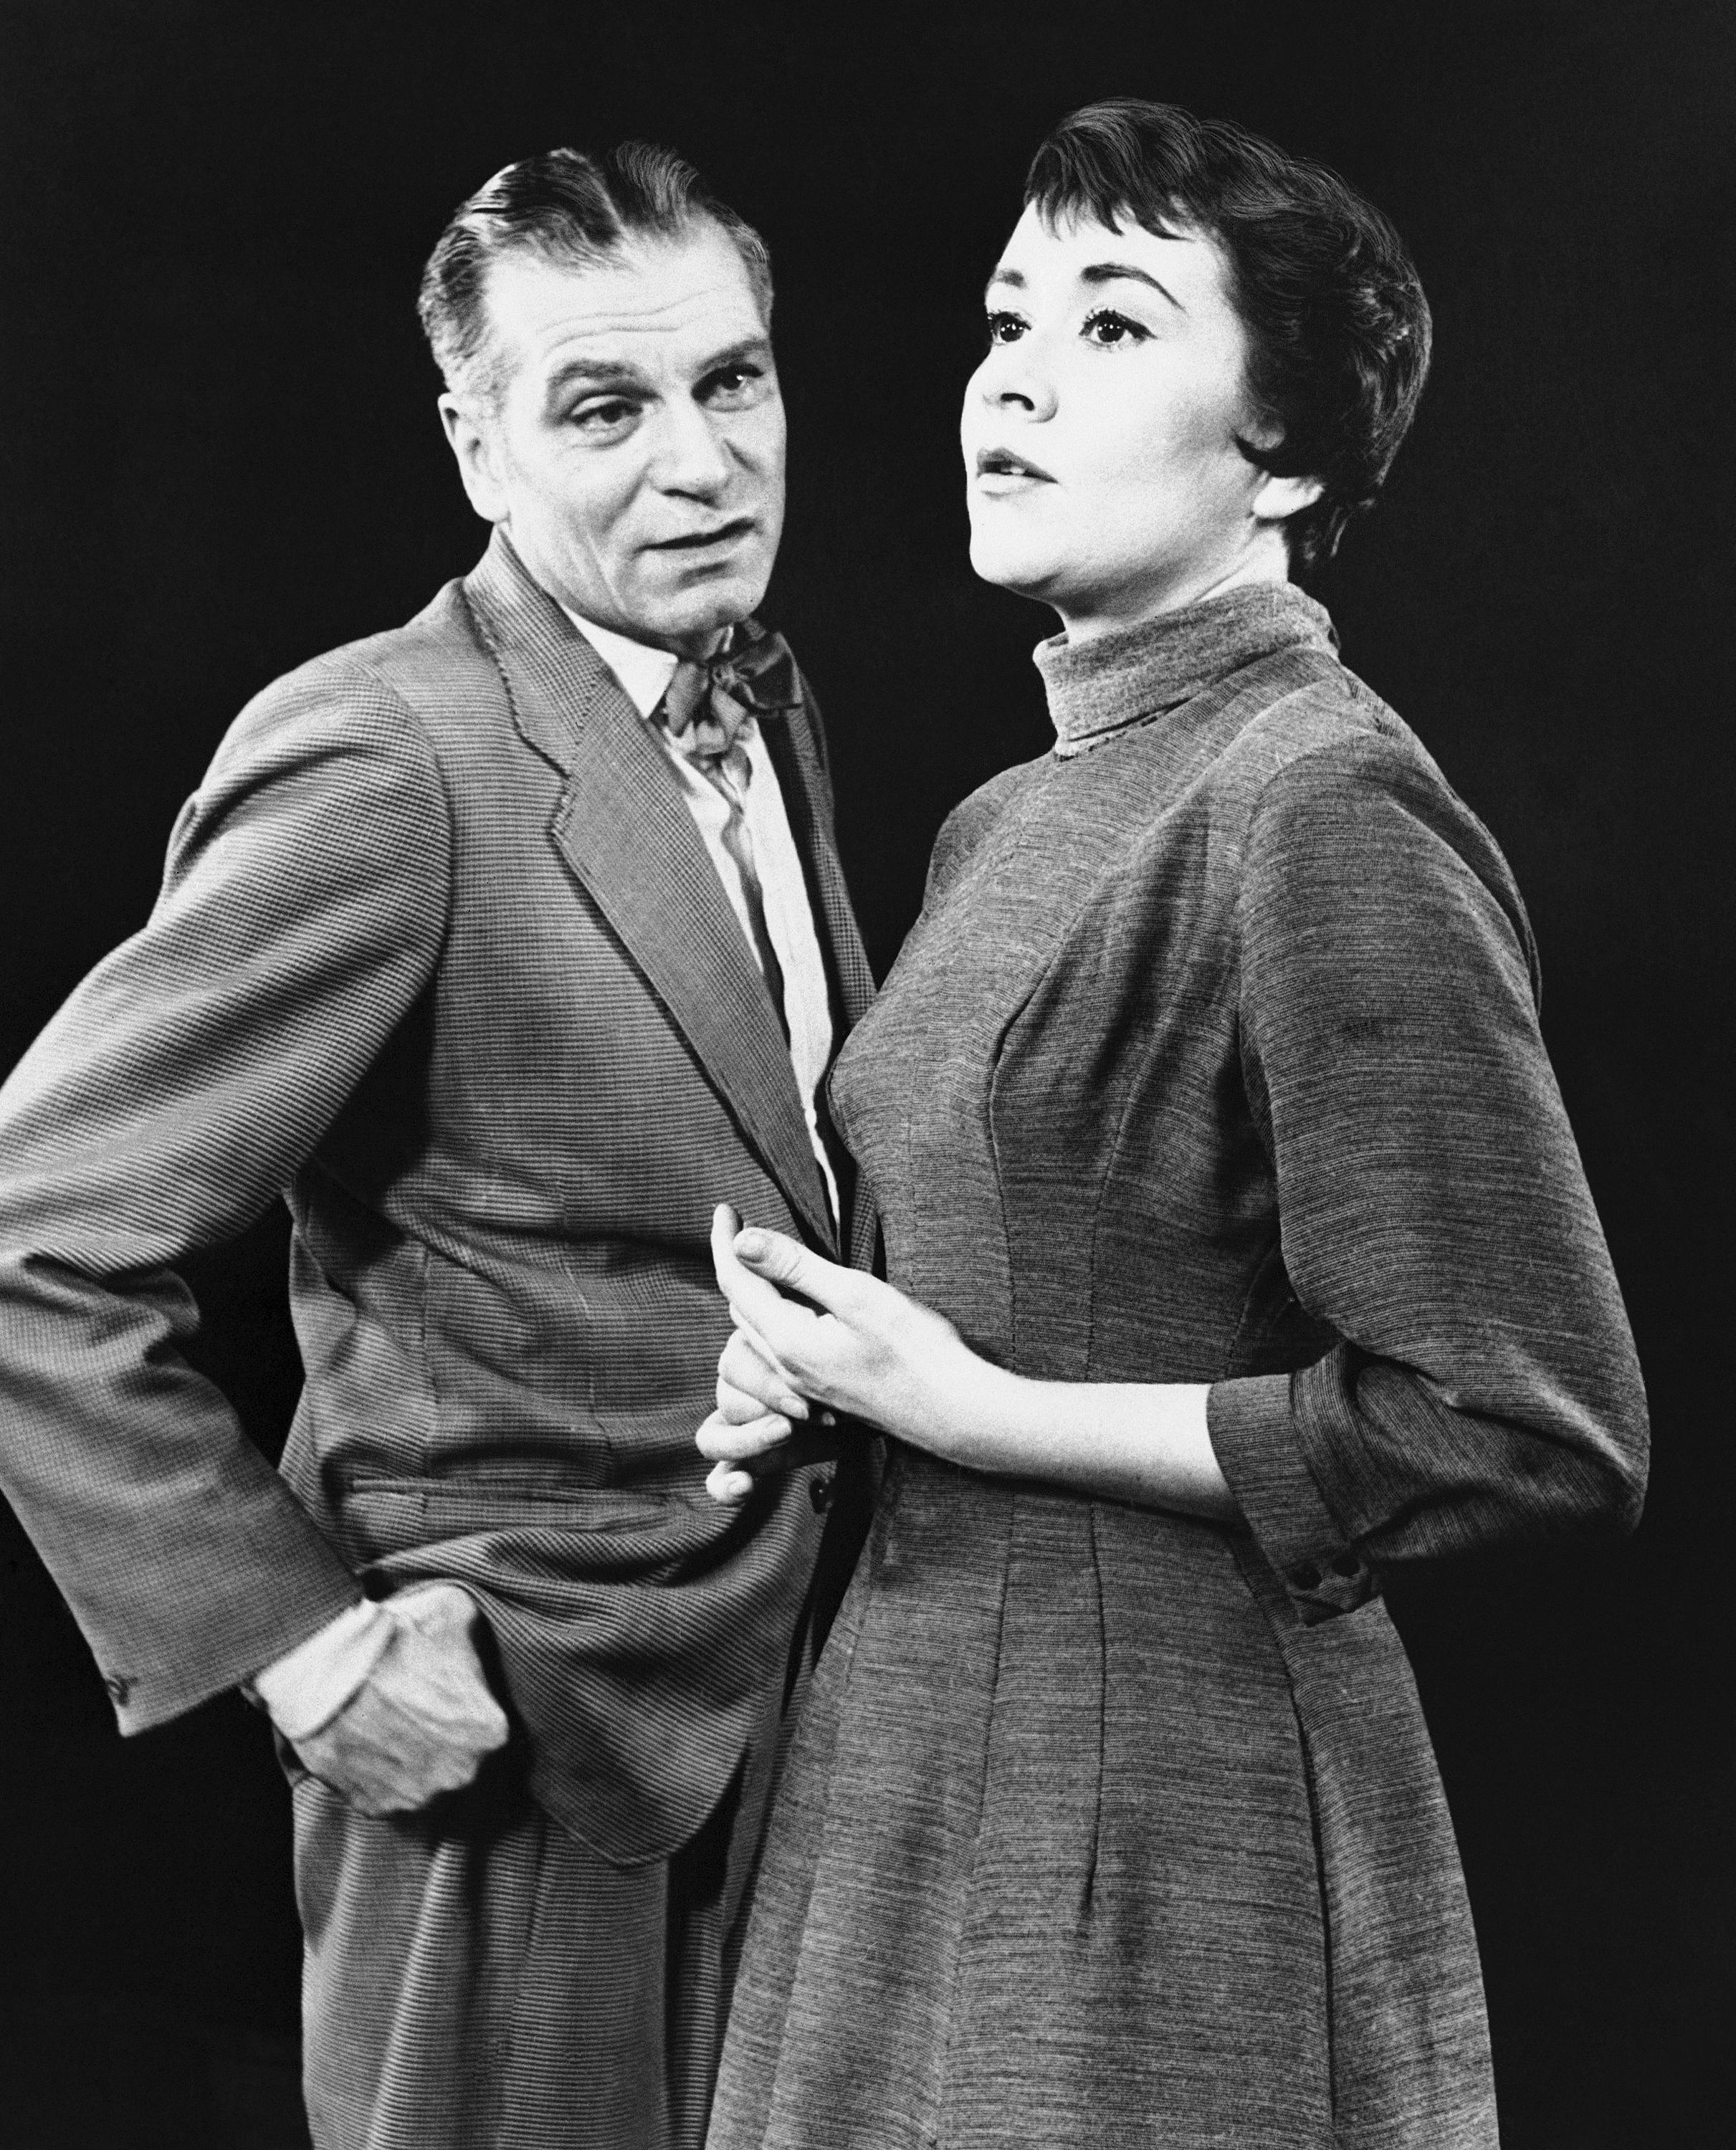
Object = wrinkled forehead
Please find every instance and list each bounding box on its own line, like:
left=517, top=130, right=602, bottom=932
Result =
left=480, top=224, right=768, bottom=388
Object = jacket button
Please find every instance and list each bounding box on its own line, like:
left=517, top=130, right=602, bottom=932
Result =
left=810, top=1475, right=834, bottom=1514
left=103, top=1673, right=132, bottom=1705
left=1330, top=1552, right=1363, bottom=1578
left=1289, top=1563, right=1322, bottom=1591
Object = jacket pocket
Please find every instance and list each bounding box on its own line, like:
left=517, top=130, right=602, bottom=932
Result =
left=340, top=1473, right=672, bottom=1555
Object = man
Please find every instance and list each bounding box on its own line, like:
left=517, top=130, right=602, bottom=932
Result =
left=0, top=144, right=874, bottom=2150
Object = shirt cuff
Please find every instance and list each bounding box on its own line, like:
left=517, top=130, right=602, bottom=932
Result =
left=247, top=1598, right=394, bottom=1742
left=1207, top=1372, right=1378, bottom=1623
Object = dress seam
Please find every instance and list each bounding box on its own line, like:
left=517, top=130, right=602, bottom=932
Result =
left=1082, top=1503, right=1105, bottom=1915
left=1230, top=1537, right=1339, bottom=2130
left=930, top=1482, right=1015, bottom=2150
left=759, top=1490, right=882, bottom=2149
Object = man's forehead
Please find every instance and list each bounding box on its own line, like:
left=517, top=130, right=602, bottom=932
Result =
left=484, top=230, right=766, bottom=371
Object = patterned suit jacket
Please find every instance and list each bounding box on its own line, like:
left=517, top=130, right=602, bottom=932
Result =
left=0, top=529, right=876, bottom=1862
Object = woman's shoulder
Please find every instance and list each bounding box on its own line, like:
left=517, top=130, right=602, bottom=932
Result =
left=1222, top=661, right=1536, bottom=975
left=1220, top=654, right=1432, bottom=793
left=922, top=755, right=1049, bottom=904
left=1222, top=660, right=1505, bottom=871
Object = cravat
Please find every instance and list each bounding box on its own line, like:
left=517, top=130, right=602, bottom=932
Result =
left=654, top=620, right=803, bottom=763
left=653, top=621, right=800, bottom=1028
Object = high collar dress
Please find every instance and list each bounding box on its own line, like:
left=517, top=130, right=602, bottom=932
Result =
left=706, top=586, right=1647, bottom=2150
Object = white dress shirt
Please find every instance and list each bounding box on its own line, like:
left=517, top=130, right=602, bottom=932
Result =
left=252, top=606, right=841, bottom=1739
left=568, top=612, right=841, bottom=1223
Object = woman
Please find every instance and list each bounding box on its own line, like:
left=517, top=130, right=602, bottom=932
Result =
left=697, top=100, right=1647, bottom=2149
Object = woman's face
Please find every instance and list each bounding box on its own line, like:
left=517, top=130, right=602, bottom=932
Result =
left=961, top=204, right=1307, bottom=638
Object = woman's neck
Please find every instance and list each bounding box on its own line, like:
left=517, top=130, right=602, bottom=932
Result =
left=1053, top=533, right=1294, bottom=646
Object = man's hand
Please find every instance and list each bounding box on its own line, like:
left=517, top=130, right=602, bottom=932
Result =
left=290, top=1582, right=510, bottom=1816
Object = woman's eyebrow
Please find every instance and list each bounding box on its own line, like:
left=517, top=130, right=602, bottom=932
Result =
left=1079, top=262, right=1186, bottom=310
left=981, top=262, right=1186, bottom=310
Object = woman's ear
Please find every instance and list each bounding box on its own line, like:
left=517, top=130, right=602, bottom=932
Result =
left=1251, top=469, right=1325, bottom=525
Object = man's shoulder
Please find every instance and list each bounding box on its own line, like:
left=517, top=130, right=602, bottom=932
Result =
left=264, top=576, right=501, bottom=722
left=213, top=574, right=515, bottom=783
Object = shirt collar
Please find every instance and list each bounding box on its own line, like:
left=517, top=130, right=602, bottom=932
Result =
left=559, top=605, right=682, bottom=721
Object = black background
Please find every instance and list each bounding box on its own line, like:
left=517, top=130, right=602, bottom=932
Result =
left=1, top=2, right=1731, bottom=2144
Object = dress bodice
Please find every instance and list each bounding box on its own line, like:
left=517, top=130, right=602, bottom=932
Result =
left=827, top=583, right=1344, bottom=1386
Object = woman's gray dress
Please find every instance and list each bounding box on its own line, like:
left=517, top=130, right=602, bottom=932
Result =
left=708, top=586, right=1647, bottom=2150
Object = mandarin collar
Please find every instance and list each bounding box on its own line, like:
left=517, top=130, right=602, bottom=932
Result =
left=1034, top=582, right=1338, bottom=757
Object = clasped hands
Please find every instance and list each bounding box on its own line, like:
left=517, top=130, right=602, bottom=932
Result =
left=697, top=1203, right=976, bottom=1501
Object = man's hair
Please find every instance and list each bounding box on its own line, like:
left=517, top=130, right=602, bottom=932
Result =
left=1025, top=100, right=1431, bottom=569
left=417, top=142, right=773, bottom=405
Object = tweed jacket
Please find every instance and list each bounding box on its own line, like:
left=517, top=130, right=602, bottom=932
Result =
left=0, top=530, right=874, bottom=1862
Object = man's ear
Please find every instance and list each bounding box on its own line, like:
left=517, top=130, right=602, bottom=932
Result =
left=1251, top=468, right=1325, bottom=526
left=438, top=393, right=511, bottom=525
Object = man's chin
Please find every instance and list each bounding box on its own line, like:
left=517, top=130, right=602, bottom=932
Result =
left=636, top=565, right=773, bottom=646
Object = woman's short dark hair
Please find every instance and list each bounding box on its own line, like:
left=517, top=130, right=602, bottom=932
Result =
left=418, top=143, right=773, bottom=406
left=1025, top=100, right=1431, bottom=568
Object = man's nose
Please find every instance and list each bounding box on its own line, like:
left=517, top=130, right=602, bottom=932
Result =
left=652, top=402, right=735, bottom=494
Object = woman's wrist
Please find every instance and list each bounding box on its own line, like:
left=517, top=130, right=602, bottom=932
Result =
left=895, top=1352, right=1234, bottom=1521
left=904, top=1344, right=1025, bottom=1468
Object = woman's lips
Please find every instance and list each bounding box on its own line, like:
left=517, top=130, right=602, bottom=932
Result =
left=973, top=447, right=1056, bottom=494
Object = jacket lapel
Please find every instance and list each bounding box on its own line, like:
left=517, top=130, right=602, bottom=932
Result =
left=766, top=705, right=877, bottom=1036
left=763, top=702, right=880, bottom=1271
left=462, top=532, right=835, bottom=1249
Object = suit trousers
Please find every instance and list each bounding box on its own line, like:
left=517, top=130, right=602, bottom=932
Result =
left=291, top=1662, right=801, bottom=2150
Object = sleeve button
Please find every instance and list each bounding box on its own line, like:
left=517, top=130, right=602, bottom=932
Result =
left=809, top=1475, right=834, bottom=1514
left=1289, top=1563, right=1322, bottom=1591
left=1330, top=1552, right=1363, bottom=1578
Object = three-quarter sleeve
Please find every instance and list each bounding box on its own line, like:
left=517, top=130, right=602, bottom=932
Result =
left=0, top=659, right=454, bottom=1724
left=1206, top=731, right=1648, bottom=1621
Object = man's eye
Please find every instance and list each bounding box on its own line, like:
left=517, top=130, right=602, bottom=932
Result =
left=985, top=311, right=1026, bottom=346
left=705, top=365, right=766, bottom=403
left=572, top=398, right=638, bottom=430
left=1082, top=308, right=1146, bottom=348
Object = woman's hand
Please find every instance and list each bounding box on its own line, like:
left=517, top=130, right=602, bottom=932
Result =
left=695, top=1205, right=1234, bottom=1519
left=696, top=1204, right=979, bottom=1502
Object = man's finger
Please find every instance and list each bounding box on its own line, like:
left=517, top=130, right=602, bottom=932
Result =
left=701, top=1431, right=844, bottom=1504
left=715, top=1375, right=781, bottom=1426
left=696, top=1411, right=849, bottom=1481
left=697, top=1408, right=793, bottom=1462
left=720, top=1329, right=809, bottom=1418
left=705, top=1458, right=755, bottom=1504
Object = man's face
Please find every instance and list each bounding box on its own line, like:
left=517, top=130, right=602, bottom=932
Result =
left=442, top=224, right=786, bottom=652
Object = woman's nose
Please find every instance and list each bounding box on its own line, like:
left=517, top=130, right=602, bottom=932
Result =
left=981, top=343, right=1057, bottom=421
